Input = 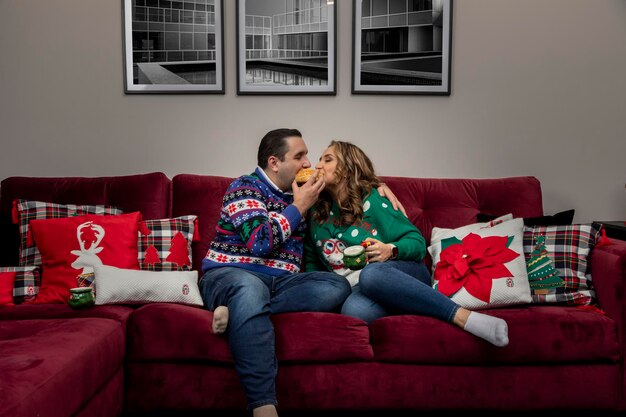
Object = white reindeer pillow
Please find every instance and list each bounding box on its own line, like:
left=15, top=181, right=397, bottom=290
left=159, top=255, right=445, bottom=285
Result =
left=28, top=212, right=142, bottom=304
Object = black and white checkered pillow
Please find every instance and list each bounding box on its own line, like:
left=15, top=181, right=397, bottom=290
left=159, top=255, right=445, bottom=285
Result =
left=138, top=215, right=197, bottom=271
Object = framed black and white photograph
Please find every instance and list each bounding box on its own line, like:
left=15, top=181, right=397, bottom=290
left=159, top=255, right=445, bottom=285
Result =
left=123, top=0, right=224, bottom=94
left=236, top=0, right=337, bottom=95
left=352, top=0, right=452, bottom=95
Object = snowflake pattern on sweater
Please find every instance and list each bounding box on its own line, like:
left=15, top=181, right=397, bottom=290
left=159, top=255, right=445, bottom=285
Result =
left=202, top=167, right=306, bottom=276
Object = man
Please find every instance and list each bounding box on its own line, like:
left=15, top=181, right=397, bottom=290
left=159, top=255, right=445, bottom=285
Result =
left=199, top=128, right=402, bottom=417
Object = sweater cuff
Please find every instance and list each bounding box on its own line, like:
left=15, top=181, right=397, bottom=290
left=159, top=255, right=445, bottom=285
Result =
left=283, top=204, right=303, bottom=230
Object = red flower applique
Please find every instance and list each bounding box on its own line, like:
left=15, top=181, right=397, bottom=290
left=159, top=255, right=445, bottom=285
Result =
left=435, top=233, right=519, bottom=303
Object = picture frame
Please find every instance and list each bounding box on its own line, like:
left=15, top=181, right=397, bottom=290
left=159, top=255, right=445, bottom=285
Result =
left=122, top=0, right=225, bottom=94
left=236, top=0, right=337, bottom=95
left=352, top=0, right=453, bottom=95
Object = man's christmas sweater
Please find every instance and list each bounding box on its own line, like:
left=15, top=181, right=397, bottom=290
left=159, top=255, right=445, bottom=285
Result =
left=304, top=188, right=427, bottom=278
left=202, top=167, right=305, bottom=276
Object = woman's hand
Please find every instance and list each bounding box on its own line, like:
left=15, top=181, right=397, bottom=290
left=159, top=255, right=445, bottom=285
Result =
left=377, top=183, right=407, bottom=217
left=363, top=238, right=394, bottom=263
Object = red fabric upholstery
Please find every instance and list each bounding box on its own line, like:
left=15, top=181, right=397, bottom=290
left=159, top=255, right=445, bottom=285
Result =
left=275, top=363, right=619, bottom=410
left=0, top=318, right=125, bottom=417
left=127, top=304, right=373, bottom=363
left=126, top=361, right=619, bottom=412
left=371, top=306, right=619, bottom=364
left=0, top=303, right=134, bottom=323
left=0, top=172, right=171, bottom=267
left=73, top=369, right=124, bottom=417
left=125, top=363, right=246, bottom=412
left=589, top=239, right=626, bottom=409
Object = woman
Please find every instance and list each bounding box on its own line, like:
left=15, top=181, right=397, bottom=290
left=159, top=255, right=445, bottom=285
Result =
left=304, top=140, right=509, bottom=347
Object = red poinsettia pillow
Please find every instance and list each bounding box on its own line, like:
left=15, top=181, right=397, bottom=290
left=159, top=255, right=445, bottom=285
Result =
left=428, top=217, right=531, bottom=309
left=29, top=212, right=142, bottom=304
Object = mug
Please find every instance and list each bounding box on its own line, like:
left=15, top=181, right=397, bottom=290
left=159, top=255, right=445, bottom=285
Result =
left=68, top=287, right=95, bottom=309
left=343, top=245, right=367, bottom=270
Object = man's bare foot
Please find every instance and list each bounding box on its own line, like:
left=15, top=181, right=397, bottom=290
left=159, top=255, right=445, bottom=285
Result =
left=212, top=306, right=229, bottom=334
left=252, top=404, right=278, bottom=417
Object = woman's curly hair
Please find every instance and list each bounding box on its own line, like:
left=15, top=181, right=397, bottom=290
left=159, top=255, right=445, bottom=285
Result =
left=312, top=140, right=380, bottom=226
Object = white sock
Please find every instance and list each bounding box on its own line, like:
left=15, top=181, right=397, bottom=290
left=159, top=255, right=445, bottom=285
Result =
left=464, top=311, right=509, bottom=347
left=212, top=306, right=229, bottom=334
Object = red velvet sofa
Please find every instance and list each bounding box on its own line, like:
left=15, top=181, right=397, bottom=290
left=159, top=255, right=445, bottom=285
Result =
left=1, top=172, right=625, bottom=416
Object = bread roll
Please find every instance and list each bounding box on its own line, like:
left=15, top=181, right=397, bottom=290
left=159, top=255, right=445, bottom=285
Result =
left=295, top=168, right=317, bottom=184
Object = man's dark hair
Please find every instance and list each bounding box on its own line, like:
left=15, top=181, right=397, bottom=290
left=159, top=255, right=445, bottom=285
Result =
left=257, top=128, right=302, bottom=169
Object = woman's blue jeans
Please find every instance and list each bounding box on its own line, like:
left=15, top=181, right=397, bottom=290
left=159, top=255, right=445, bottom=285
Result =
left=341, top=260, right=460, bottom=324
left=199, top=267, right=351, bottom=410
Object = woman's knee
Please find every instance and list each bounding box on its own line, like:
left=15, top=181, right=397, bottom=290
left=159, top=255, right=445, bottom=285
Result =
left=341, top=291, right=386, bottom=324
left=359, top=263, right=388, bottom=293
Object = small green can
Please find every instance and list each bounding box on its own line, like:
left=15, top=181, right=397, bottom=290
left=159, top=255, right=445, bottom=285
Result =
left=68, top=287, right=95, bottom=309
left=343, top=245, right=367, bottom=270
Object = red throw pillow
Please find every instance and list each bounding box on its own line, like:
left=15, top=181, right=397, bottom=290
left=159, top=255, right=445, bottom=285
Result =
left=29, top=212, right=142, bottom=304
left=0, top=272, right=16, bottom=306
left=13, top=199, right=123, bottom=266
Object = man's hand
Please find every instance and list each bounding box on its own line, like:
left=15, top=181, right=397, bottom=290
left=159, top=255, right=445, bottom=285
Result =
left=377, top=183, right=407, bottom=217
left=363, top=238, right=394, bottom=263
left=292, top=172, right=324, bottom=217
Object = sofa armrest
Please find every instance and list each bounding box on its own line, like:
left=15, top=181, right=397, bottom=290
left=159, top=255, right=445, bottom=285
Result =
left=589, top=239, right=626, bottom=409
left=591, top=239, right=626, bottom=324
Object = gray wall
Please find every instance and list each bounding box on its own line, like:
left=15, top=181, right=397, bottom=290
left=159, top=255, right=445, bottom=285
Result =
left=1, top=0, right=625, bottom=223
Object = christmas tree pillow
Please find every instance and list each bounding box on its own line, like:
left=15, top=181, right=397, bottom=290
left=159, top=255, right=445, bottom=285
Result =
left=138, top=215, right=197, bottom=271
left=0, top=266, right=41, bottom=305
left=429, top=217, right=531, bottom=309
left=523, top=224, right=600, bottom=305
left=13, top=199, right=123, bottom=267
left=29, top=212, right=142, bottom=304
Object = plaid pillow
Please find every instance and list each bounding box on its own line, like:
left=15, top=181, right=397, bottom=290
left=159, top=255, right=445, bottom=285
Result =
left=523, top=224, right=600, bottom=305
left=0, top=266, right=41, bottom=305
left=14, top=199, right=123, bottom=267
left=138, top=215, right=197, bottom=271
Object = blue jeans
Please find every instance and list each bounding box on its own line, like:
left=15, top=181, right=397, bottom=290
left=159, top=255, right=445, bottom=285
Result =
left=199, top=267, right=351, bottom=410
left=341, top=260, right=460, bottom=324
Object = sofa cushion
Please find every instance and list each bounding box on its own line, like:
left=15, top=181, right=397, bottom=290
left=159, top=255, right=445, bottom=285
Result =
left=127, top=304, right=373, bottom=363
left=0, top=318, right=125, bottom=417
left=370, top=306, right=618, bottom=364
left=0, top=303, right=135, bottom=323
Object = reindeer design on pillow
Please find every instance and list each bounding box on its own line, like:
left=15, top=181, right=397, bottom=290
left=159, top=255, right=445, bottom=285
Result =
left=71, top=221, right=105, bottom=274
